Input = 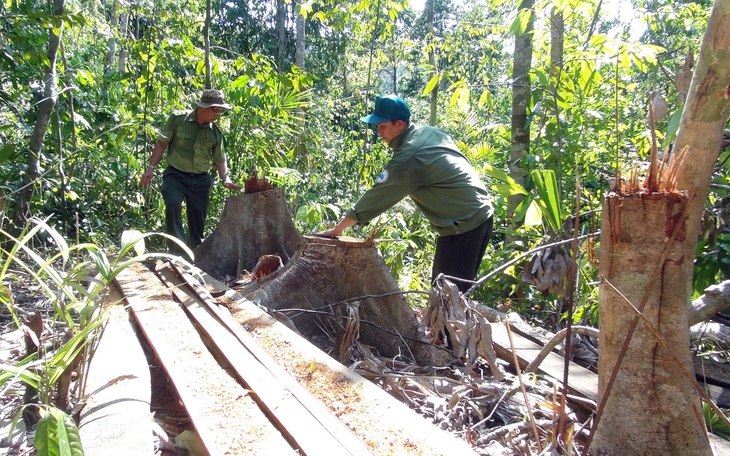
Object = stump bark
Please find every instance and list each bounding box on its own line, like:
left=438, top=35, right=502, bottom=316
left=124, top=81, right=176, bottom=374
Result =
left=593, top=193, right=710, bottom=455
left=194, top=189, right=301, bottom=279
left=233, top=235, right=437, bottom=366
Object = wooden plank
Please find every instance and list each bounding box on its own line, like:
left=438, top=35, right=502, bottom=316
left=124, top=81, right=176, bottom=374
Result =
left=117, top=263, right=297, bottom=456
left=197, top=270, right=481, bottom=456
left=79, top=289, right=154, bottom=456
left=156, top=263, right=373, bottom=456
left=490, top=322, right=598, bottom=402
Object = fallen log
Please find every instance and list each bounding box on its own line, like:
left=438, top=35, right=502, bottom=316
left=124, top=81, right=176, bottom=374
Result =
left=117, top=263, right=297, bottom=455
left=156, top=262, right=375, bottom=456
left=201, top=272, right=480, bottom=456
left=236, top=235, right=438, bottom=366
left=194, top=189, right=301, bottom=279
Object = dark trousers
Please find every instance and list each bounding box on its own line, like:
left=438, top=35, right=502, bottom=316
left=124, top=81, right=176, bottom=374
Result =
left=432, top=216, right=493, bottom=293
left=160, top=166, right=213, bottom=255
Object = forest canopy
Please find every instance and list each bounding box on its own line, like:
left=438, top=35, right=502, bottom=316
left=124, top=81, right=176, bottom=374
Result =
left=0, top=0, right=727, bottom=316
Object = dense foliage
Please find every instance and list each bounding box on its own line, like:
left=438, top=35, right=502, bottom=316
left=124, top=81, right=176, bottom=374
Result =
left=0, top=0, right=727, bottom=327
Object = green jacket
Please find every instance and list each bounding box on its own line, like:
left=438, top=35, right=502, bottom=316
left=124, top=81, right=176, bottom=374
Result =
left=345, top=124, right=493, bottom=237
left=157, top=109, right=226, bottom=174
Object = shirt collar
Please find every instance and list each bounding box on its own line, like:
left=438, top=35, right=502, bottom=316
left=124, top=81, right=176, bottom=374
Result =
left=388, top=123, right=415, bottom=150
left=187, top=108, right=213, bottom=128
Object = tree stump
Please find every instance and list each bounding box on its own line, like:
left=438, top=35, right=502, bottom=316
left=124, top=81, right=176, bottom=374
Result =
left=233, top=235, right=437, bottom=366
left=194, top=189, right=301, bottom=279
left=594, top=193, right=711, bottom=455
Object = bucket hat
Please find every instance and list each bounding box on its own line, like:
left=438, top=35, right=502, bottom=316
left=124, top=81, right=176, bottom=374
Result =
left=194, top=89, right=233, bottom=109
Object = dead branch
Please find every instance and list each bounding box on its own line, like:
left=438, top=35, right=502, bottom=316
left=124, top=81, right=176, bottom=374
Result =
left=524, top=326, right=600, bottom=374
left=689, top=280, right=730, bottom=326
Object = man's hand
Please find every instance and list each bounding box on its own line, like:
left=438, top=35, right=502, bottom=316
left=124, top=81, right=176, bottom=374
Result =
left=223, top=181, right=243, bottom=191
left=140, top=168, right=155, bottom=187
left=312, top=229, right=340, bottom=238
left=312, top=217, right=357, bottom=238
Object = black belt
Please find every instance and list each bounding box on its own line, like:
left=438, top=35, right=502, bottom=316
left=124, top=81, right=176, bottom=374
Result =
left=168, top=166, right=208, bottom=176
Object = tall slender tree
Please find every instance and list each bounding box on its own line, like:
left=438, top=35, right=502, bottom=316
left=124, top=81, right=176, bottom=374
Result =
left=427, top=0, right=438, bottom=126
left=12, top=0, right=66, bottom=230
left=506, top=0, right=534, bottom=238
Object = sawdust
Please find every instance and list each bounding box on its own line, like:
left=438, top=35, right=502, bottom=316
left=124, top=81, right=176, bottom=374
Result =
left=246, top=324, right=457, bottom=456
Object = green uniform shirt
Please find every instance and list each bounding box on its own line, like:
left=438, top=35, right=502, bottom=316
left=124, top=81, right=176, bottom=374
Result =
left=156, top=109, right=226, bottom=174
left=345, top=124, right=493, bottom=237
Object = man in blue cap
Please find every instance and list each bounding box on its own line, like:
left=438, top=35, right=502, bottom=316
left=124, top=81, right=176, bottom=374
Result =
left=316, top=94, right=494, bottom=293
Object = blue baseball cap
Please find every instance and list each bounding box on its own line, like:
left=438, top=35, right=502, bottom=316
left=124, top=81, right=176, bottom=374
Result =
left=361, top=95, right=411, bottom=124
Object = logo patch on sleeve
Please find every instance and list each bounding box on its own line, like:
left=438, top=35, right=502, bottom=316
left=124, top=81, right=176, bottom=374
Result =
left=375, top=169, right=389, bottom=184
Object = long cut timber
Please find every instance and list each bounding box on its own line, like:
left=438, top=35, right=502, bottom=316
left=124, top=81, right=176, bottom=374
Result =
left=198, top=270, right=481, bottom=456
left=117, top=263, right=297, bottom=456
left=490, top=322, right=598, bottom=402
left=156, top=262, right=374, bottom=456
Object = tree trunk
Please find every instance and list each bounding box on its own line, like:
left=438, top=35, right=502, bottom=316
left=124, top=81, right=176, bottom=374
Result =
left=506, top=0, right=534, bottom=242
left=276, top=0, right=287, bottom=73
left=233, top=235, right=437, bottom=366
left=12, top=0, right=65, bottom=230
left=204, top=0, right=212, bottom=88
left=294, top=4, right=306, bottom=156
left=427, top=0, right=438, bottom=126
left=594, top=194, right=710, bottom=455
left=104, top=0, right=119, bottom=71
left=118, top=12, right=128, bottom=72
left=593, top=1, right=730, bottom=453
left=295, top=4, right=305, bottom=69
left=549, top=8, right=564, bottom=185
left=674, top=0, right=730, bottom=269
left=194, top=189, right=302, bottom=279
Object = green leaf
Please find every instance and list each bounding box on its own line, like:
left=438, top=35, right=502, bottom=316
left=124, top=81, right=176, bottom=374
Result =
left=422, top=73, right=441, bottom=96
left=524, top=200, right=543, bottom=227
left=120, top=230, right=146, bottom=257
left=663, top=108, right=683, bottom=149
left=482, top=165, right=528, bottom=196
left=704, top=401, right=730, bottom=441
left=35, top=408, right=84, bottom=456
left=0, top=144, right=15, bottom=162
left=530, top=169, right=563, bottom=233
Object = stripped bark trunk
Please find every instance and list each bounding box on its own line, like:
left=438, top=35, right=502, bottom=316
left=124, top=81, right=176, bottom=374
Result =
left=194, top=190, right=301, bottom=279
left=592, top=0, right=730, bottom=453
left=594, top=194, right=710, bottom=455
left=234, top=235, right=437, bottom=366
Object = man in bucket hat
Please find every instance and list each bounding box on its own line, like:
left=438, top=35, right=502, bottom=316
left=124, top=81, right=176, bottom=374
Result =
left=140, top=89, right=242, bottom=257
left=316, top=94, right=494, bottom=293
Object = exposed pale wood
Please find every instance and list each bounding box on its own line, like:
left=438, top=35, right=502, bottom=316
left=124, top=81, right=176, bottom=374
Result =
left=155, top=262, right=374, bottom=456
left=194, top=190, right=302, bottom=279
left=238, top=235, right=436, bottom=365
left=79, top=284, right=153, bottom=456
left=490, top=322, right=598, bottom=402
left=117, top=263, right=296, bottom=456
left=199, top=269, right=480, bottom=456
left=170, top=263, right=378, bottom=455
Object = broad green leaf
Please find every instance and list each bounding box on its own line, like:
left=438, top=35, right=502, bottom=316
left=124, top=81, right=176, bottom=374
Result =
left=530, top=169, right=563, bottom=233
left=423, top=74, right=440, bottom=96
left=120, top=230, right=145, bottom=257
left=524, top=200, right=543, bottom=227
left=482, top=165, right=528, bottom=196
left=477, top=89, right=493, bottom=108
left=0, top=144, right=14, bottom=162
left=35, top=408, right=84, bottom=456
left=663, top=108, right=683, bottom=149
